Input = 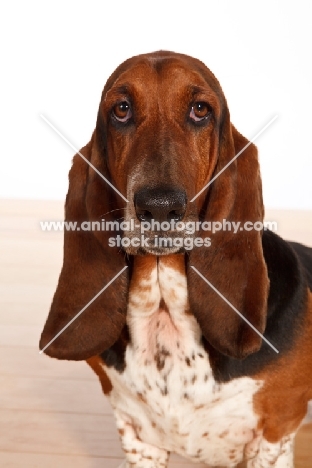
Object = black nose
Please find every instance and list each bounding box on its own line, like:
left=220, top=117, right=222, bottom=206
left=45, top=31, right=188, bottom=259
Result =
left=134, top=187, right=187, bottom=223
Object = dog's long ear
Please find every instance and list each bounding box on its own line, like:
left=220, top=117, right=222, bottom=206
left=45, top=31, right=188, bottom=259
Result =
left=39, top=136, right=128, bottom=360
left=188, top=111, right=269, bottom=359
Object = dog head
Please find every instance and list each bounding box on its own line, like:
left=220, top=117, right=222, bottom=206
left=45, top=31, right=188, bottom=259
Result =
left=40, top=51, right=269, bottom=360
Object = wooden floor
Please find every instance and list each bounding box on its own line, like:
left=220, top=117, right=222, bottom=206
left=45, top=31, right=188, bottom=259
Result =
left=0, top=199, right=311, bottom=467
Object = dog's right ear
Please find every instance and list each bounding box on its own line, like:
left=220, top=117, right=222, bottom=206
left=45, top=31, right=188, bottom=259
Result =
left=39, top=136, right=128, bottom=360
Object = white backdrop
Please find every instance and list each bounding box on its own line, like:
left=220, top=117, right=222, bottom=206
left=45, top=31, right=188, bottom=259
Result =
left=1, top=0, right=312, bottom=209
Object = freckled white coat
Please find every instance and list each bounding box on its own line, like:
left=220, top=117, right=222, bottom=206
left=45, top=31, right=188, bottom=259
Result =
left=100, top=259, right=295, bottom=467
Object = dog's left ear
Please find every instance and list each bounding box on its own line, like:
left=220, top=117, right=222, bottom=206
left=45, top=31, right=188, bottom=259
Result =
left=187, top=112, right=269, bottom=359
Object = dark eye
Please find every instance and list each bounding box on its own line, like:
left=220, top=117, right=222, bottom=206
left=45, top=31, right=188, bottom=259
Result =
left=112, top=101, right=132, bottom=122
left=189, top=102, right=211, bottom=122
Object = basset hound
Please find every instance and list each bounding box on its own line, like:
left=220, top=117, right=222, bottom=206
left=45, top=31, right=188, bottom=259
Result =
left=40, top=51, right=312, bottom=467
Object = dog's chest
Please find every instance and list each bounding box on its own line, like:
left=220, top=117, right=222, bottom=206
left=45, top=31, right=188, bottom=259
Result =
left=103, top=258, right=262, bottom=465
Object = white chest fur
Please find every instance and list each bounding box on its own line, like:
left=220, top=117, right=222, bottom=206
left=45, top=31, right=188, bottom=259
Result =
left=103, top=259, right=263, bottom=467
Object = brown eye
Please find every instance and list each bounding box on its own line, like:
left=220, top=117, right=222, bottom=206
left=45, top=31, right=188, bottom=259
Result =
left=190, top=102, right=210, bottom=122
left=113, top=101, right=132, bottom=122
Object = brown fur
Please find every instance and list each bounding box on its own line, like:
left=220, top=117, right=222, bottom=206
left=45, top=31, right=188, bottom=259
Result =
left=40, top=50, right=269, bottom=360
left=39, top=138, right=128, bottom=359
left=86, top=356, right=112, bottom=394
left=253, top=291, right=312, bottom=442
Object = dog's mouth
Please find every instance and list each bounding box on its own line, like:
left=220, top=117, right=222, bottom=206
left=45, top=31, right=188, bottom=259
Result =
left=136, top=244, right=184, bottom=256
left=118, top=228, right=198, bottom=256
